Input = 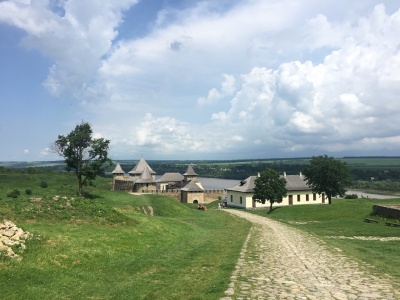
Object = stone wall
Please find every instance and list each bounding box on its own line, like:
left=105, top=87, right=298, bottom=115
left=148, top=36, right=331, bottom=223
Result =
left=0, top=220, right=31, bottom=260
left=373, top=205, right=400, bottom=219
left=114, top=179, right=135, bottom=191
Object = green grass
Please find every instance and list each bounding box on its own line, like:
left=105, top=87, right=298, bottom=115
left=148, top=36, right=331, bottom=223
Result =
left=249, top=198, right=400, bottom=280
left=0, top=172, right=251, bottom=299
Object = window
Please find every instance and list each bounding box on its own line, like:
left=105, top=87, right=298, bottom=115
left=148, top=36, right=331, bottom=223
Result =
left=297, top=195, right=300, bottom=202
left=240, top=196, right=243, bottom=204
left=306, top=194, right=309, bottom=201
left=313, top=193, right=316, bottom=201
left=230, top=195, right=233, bottom=202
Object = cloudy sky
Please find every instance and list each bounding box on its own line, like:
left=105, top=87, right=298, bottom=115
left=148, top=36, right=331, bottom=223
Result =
left=1, top=0, right=400, bottom=161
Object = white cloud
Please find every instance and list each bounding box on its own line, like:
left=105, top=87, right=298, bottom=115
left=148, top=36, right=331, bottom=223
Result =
left=203, top=4, right=400, bottom=155
left=3, top=1, right=400, bottom=160
left=0, top=0, right=138, bottom=97
left=198, top=74, right=237, bottom=105
left=40, top=147, right=52, bottom=157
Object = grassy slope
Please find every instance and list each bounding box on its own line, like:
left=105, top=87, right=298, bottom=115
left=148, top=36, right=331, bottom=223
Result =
left=0, top=173, right=251, bottom=299
left=250, top=198, right=400, bottom=280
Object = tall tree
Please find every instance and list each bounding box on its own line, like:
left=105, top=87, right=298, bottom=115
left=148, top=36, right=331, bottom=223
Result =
left=52, top=121, right=112, bottom=196
left=253, top=168, right=287, bottom=212
left=303, top=155, right=351, bottom=204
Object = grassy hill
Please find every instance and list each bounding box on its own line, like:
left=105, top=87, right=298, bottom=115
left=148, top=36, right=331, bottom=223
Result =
left=1, top=168, right=400, bottom=298
left=0, top=170, right=251, bottom=299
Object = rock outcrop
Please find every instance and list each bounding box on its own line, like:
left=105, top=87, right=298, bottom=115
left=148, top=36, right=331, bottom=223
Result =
left=0, top=220, right=31, bottom=260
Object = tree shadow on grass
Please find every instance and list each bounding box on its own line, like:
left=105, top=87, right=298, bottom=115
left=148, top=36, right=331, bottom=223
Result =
left=82, top=192, right=101, bottom=200
left=267, top=206, right=281, bottom=214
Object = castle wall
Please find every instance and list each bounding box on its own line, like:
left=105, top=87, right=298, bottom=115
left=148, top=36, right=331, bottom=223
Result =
left=113, top=178, right=135, bottom=191
left=373, top=205, right=400, bottom=219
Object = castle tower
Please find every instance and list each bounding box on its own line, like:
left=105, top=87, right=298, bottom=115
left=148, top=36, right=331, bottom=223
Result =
left=180, top=180, right=204, bottom=204
left=183, top=164, right=197, bottom=182
left=111, top=162, right=125, bottom=191
left=128, top=157, right=156, bottom=180
left=134, top=166, right=157, bottom=193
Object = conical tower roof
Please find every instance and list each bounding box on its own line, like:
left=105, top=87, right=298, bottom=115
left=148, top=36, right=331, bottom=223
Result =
left=136, top=166, right=156, bottom=183
left=112, top=162, right=125, bottom=174
left=181, top=180, right=204, bottom=192
left=128, top=157, right=156, bottom=175
left=183, top=164, right=197, bottom=176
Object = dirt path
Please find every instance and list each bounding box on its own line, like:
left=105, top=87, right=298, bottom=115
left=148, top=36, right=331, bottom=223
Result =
left=221, top=209, right=400, bottom=300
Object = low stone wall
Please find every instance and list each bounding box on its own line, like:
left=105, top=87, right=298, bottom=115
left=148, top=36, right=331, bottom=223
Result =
left=0, top=220, right=31, bottom=260
left=132, top=190, right=225, bottom=204
left=372, top=205, right=400, bottom=219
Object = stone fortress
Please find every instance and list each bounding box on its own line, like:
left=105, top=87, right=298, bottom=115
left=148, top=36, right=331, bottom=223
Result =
left=111, top=157, right=222, bottom=204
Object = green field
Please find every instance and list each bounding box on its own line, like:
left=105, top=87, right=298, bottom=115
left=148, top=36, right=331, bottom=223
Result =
left=1, top=168, right=400, bottom=298
left=0, top=171, right=251, bottom=299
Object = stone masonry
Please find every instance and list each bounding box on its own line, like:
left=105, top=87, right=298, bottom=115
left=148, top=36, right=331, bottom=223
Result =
left=0, top=220, right=31, bottom=260
left=221, top=209, right=400, bottom=300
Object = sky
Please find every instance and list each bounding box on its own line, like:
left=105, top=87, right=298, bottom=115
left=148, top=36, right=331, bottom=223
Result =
left=1, top=0, right=400, bottom=161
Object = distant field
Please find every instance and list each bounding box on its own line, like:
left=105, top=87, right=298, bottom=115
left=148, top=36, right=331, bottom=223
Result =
left=1, top=156, right=400, bottom=181
left=2, top=156, right=399, bottom=168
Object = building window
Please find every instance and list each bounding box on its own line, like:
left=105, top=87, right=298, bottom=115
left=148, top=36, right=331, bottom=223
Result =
left=230, top=195, right=233, bottom=202
left=240, top=196, right=243, bottom=204
left=306, top=194, right=309, bottom=201
left=313, top=193, right=316, bottom=201
left=297, top=195, right=300, bottom=202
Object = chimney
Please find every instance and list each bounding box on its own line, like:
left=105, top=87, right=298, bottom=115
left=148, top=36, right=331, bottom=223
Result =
left=257, top=172, right=260, bottom=177
left=283, top=172, right=286, bottom=178
left=299, top=172, right=302, bottom=177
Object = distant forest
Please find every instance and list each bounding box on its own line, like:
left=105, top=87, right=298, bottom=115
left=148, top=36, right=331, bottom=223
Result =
left=2, top=157, right=400, bottom=192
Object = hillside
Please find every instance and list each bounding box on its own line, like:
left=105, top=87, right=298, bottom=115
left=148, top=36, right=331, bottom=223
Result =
left=0, top=170, right=250, bottom=299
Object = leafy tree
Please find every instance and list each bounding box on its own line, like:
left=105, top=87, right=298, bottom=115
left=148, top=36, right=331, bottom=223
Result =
left=253, top=168, right=287, bottom=212
left=303, top=155, right=351, bottom=204
left=52, top=121, right=112, bottom=196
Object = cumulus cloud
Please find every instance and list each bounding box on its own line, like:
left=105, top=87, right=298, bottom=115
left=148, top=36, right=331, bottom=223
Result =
left=101, top=2, right=400, bottom=158
left=0, top=0, right=138, bottom=97
left=2, top=1, right=400, bottom=160
left=205, top=4, right=400, bottom=156
left=198, top=74, right=237, bottom=105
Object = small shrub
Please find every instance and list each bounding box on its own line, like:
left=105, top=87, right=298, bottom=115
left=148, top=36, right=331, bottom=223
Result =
left=25, top=189, right=32, bottom=195
left=344, top=194, right=358, bottom=199
left=7, top=189, right=20, bottom=198
left=40, top=181, right=48, bottom=188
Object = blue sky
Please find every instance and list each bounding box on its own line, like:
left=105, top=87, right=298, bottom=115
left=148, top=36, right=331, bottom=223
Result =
left=1, top=0, right=400, bottom=161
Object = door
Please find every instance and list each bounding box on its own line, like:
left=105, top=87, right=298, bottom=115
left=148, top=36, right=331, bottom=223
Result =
left=322, top=193, right=325, bottom=203
left=289, top=195, right=293, bottom=205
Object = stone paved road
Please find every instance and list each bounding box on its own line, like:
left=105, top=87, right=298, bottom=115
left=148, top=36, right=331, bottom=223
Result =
left=221, top=209, right=400, bottom=300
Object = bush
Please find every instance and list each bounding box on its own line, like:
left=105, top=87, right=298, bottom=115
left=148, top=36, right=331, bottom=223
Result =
left=40, top=181, right=48, bottom=188
left=25, top=189, right=32, bottom=195
left=344, top=194, right=358, bottom=199
left=7, top=189, right=20, bottom=198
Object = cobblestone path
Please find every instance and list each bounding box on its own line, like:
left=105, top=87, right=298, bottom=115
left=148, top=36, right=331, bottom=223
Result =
left=221, top=209, right=400, bottom=300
